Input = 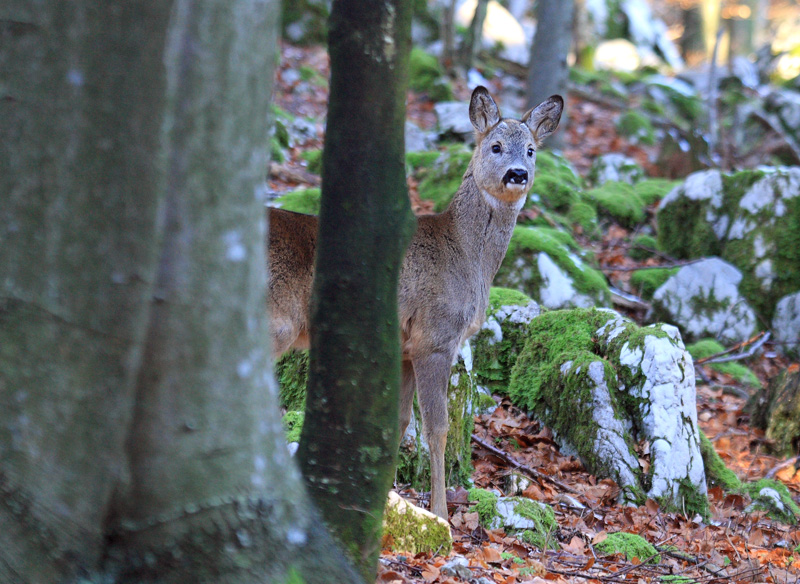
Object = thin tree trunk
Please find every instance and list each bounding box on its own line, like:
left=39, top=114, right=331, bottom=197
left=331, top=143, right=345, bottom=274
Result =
left=297, top=0, right=416, bottom=579
left=0, top=2, right=361, bottom=582
left=527, top=0, right=573, bottom=149
left=441, top=0, right=458, bottom=73
left=463, top=0, right=489, bottom=70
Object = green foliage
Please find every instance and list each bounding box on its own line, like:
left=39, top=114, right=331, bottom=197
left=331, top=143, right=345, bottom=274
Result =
left=274, top=189, right=321, bottom=215
left=488, top=287, right=535, bottom=311
left=282, top=411, right=305, bottom=443
left=406, top=150, right=440, bottom=173
left=686, top=339, right=760, bottom=387
left=630, top=268, right=677, bottom=300
left=276, top=350, right=309, bottom=411
left=300, top=149, right=322, bottom=174
left=408, top=47, right=453, bottom=102
left=616, top=111, right=655, bottom=145
left=595, top=532, right=660, bottom=563
left=628, top=234, right=658, bottom=261
left=468, top=488, right=499, bottom=527
left=586, top=181, right=646, bottom=227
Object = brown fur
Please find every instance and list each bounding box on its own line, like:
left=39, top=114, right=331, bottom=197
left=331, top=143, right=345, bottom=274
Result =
left=268, top=87, right=563, bottom=518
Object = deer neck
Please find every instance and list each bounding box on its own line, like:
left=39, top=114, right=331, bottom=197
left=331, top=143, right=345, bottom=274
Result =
left=445, top=167, right=522, bottom=278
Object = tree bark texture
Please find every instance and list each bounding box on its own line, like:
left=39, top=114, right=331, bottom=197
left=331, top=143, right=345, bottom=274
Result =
left=526, top=0, right=573, bottom=149
left=298, top=0, right=416, bottom=578
left=0, top=2, right=361, bottom=582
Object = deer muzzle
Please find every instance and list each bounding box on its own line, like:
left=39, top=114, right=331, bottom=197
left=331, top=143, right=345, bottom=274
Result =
left=503, top=168, right=528, bottom=186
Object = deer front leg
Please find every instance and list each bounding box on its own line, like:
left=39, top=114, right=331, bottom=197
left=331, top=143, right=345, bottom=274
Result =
left=414, top=351, right=453, bottom=519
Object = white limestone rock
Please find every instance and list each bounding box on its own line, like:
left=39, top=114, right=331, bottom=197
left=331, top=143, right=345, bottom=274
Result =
left=651, top=258, right=758, bottom=344
left=773, top=292, right=800, bottom=358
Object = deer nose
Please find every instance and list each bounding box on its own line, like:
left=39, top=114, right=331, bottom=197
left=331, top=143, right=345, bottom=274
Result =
left=503, top=168, right=528, bottom=186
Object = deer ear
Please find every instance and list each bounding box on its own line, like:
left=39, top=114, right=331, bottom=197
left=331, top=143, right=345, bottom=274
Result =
left=523, top=95, right=563, bottom=146
left=469, top=86, right=501, bottom=134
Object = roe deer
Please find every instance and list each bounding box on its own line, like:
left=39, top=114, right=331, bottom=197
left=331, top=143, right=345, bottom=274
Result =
left=268, top=86, right=563, bottom=518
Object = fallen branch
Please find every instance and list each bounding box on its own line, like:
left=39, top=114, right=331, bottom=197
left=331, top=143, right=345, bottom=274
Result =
left=598, top=259, right=701, bottom=273
left=694, top=331, right=770, bottom=365
left=765, top=454, right=800, bottom=479
left=471, top=433, right=580, bottom=495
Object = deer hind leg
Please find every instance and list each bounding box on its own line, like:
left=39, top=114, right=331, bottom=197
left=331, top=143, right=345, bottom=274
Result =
left=413, top=351, right=453, bottom=519
left=399, top=360, right=416, bottom=441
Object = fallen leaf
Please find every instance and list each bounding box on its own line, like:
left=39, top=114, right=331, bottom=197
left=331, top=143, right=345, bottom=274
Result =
left=479, top=545, right=504, bottom=564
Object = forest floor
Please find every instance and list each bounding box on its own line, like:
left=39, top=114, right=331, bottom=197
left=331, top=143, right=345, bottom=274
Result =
left=271, top=42, right=800, bottom=584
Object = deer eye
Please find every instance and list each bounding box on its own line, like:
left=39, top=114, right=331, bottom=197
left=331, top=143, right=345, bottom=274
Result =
left=491, top=144, right=501, bottom=154
left=527, top=147, right=534, bottom=157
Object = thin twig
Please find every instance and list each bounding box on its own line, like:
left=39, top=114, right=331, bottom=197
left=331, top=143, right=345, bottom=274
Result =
left=695, top=332, right=770, bottom=365
left=471, top=433, right=580, bottom=495
left=599, top=259, right=701, bottom=273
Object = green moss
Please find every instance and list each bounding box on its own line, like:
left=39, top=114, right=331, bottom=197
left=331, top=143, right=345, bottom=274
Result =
left=282, top=410, right=305, bottom=443
left=530, top=150, right=583, bottom=213
left=634, top=178, right=679, bottom=206
left=414, top=144, right=472, bottom=212
left=567, top=201, right=599, bottom=234
left=595, top=532, right=660, bottom=563
left=628, top=234, right=658, bottom=261
left=743, top=479, right=800, bottom=524
left=496, top=225, right=610, bottom=304
left=383, top=494, right=452, bottom=555
left=276, top=350, right=309, bottom=411
left=468, top=488, right=499, bottom=528
left=405, top=150, right=440, bottom=173
left=274, top=189, right=321, bottom=215
left=660, top=575, right=695, bottom=583
left=616, top=111, right=655, bottom=145
left=699, top=430, right=742, bottom=491
left=586, top=182, right=647, bottom=227
left=408, top=47, right=453, bottom=102
left=299, top=149, right=322, bottom=174
left=514, top=499, right=558, bottom=549
left=656, top=194, right=721, bottom=260
left=686, top=339, right=760, bottom=387
left=488, top=287, right=535, bottom=310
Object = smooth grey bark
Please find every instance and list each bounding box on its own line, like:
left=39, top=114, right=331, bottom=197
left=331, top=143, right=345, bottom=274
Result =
left=462, top=0, right=489, bottom=70
left=526, top=0, right=573, bottom=149
left=0, top=2, right=360, bottom=582
left=298, top=0, right=415, bottom=579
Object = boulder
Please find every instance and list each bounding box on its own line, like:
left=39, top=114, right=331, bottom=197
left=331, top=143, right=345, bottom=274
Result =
left=406, top=121, right=437, bottom=153
left=747, top=369, right=800, bottom=458
left=657, top=167, right=800, bottom=322
left=773, top=292, right=800, bottom=359
left=494, top=226, right=611, bottom=310
left=588, top=153, right=644, bottom=186
left=467, top=489, right=558, bottom=548
left=650, top=258, right=759, bottom=344
left=383, top=491, right=452, bottom=555
left=434, top=100, right=474, bottom=142
left=506, top=308, right=708, bottom=515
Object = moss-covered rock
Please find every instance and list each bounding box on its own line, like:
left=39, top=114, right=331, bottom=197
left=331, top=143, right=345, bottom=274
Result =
left=473, top=288, right=542, bottom=393
left=272, top=188, right=321, bottom=215
left=281, top=0, right=328, bottom=44
left=650, top=258, right=758, bottom=344
left=657, top=167, right=800, bottom=321
left=408, top=47, right=454, bottom=102
left=299, top=148, right=322, bottom=175
left=630, top=268, right=677, bottom=300
left=494, top=226, right=611, bottom=309
left=686, top=339, right=760, bottom=388
left=588, top=153, right=644, bottom=187
left=700, top=430, right=800, bottom=523
left=467, top=489, right=558, bottom=549
left=616, top=110, right=656, bottom=145
left=282, top=410, right=304, bottom=443
left=413, top=144, right=472, bottom=212
left=629, top=234, right=659, bottom=261
left=506, top=309, right=708, bottom=515
left=773, top=292, right=800, bottom=359
left=585, top=181, right=647, bottom=227
left=634, top=178, right=679, bottom=206
left=567, top=201, right=599, bottom=235
left=747, top=369, right=800, bottom=458
left=528, top=150, right=584, bottom=213
left=595, top=532, right=660, bottom=563
left=383, top=491, right=452, bottom=555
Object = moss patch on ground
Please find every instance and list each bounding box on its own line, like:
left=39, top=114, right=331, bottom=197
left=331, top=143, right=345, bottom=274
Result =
left=634, top=178, right=679, bottom=206
left=282, top=411, right=304, bottom=443
left=628, top=234, right=659, bottom=261
left=586, top=182, right=647, bottom=227
left=528, top=151, right=584, bottom=213
left=595, top=532, right=660, bottom=563
left=408, top=47, right=453, bottom=102
left=616, top=110, right=655, bottom=145
left=276, top=350, right=309, bottom=411
left=468, top=488, right=499, bottom=527
left=686, top=339, right=760, bottom=387
left=383, top=492, right=452, bottom=555
left=414, top=144, right=472, bottom=212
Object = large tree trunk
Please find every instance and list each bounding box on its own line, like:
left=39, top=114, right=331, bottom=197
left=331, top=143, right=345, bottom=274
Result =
left=297, top=0, right=416, bottom=579
left=527, top=0, right=573, bottom=149
left=0, top=2, right=360, bottom=582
